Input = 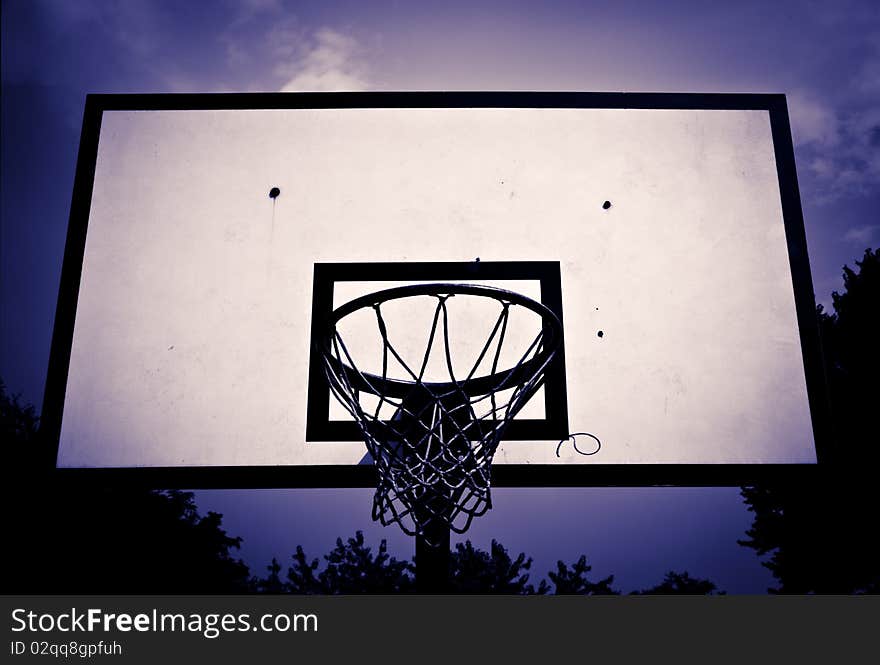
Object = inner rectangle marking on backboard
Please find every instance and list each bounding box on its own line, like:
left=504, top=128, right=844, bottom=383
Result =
left=305, top=261, right=569, bottom=442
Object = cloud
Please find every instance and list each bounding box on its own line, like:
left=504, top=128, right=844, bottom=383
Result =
left=788, top=91, right=840, bottom=147
left=266, top=20, right=307, bottom=59
left=789, top=93, right=880, bottom=203
left=238, top=0, right=284, bottom=12
left=36, top=0, right=165, bottom=62
left=855, top=56, right=880, bottom=95
left=277, top=28, right=370, bottom=92
left=219, top=17, right=375, bottom=92
left=224, top=0, right=285, bottom=30
left=842, top=225, right=880, bottom=244
left=784, top=7, right=880, bottom=204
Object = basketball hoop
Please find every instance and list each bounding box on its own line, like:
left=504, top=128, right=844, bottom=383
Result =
left=318, top=283, right=563, bottom=544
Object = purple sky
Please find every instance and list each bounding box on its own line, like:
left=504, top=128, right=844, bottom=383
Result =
left=3, top=0, right=878, bottom=593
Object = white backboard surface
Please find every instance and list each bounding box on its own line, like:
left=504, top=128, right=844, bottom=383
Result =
left=55, top=100, right=819, bottom=472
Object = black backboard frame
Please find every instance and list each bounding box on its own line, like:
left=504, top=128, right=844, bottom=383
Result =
left=42, top=91, right=831, bottom=488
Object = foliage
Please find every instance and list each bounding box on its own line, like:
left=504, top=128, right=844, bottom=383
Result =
left=1, top=378, right=42, bottom=472
left=449, top=540, right=548, bottom=594
left=253, top=532, right=415, bottom=593
left=285, top=546, right=324, bottom=593
left=2, top=381, right=251, bottom=593
left=547, top=555, right=619, bottom=595
left=822, top=247, right=879, bottom=467
left=254, top=558, right=289, bottom=594
left=5, top=485, right=252, bottom=593
left=633, top=571, right=724, bottom=595
left=739, top=248, right=880, bottom=593
left=252, top=534, right=722, bottom=594
left=320, top=532, right=415, bottom=593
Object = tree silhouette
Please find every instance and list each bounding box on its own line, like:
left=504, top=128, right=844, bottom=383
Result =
left=254, top=558, right=289, bottom=593
left=265, top=532, right=415, bottom=594
left=449, top=540, right=548, bottom=594
left=254, top=537, right=545, bottom=594
left=739, top=248, right=880, bottom=593
left=285, top=546, right=324, bottom=593
left=820, top=247, right=879, bottom=468
left=321, top=531, right=415, bottom=593
left=2, top=380, right=251, bottom=593
left=633, top=571, right=724, bottom=595
left=255, top=533, right=723, bottom=594
left=547, top=555, right=619, bottom=595
left=1, top=379, right=40, bottom=469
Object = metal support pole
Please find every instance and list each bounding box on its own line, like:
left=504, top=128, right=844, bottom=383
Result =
left=415, top=522, right=450, bottom=593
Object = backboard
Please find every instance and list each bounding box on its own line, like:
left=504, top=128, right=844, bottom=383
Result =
left=43, top=92, right=829, bottom=487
